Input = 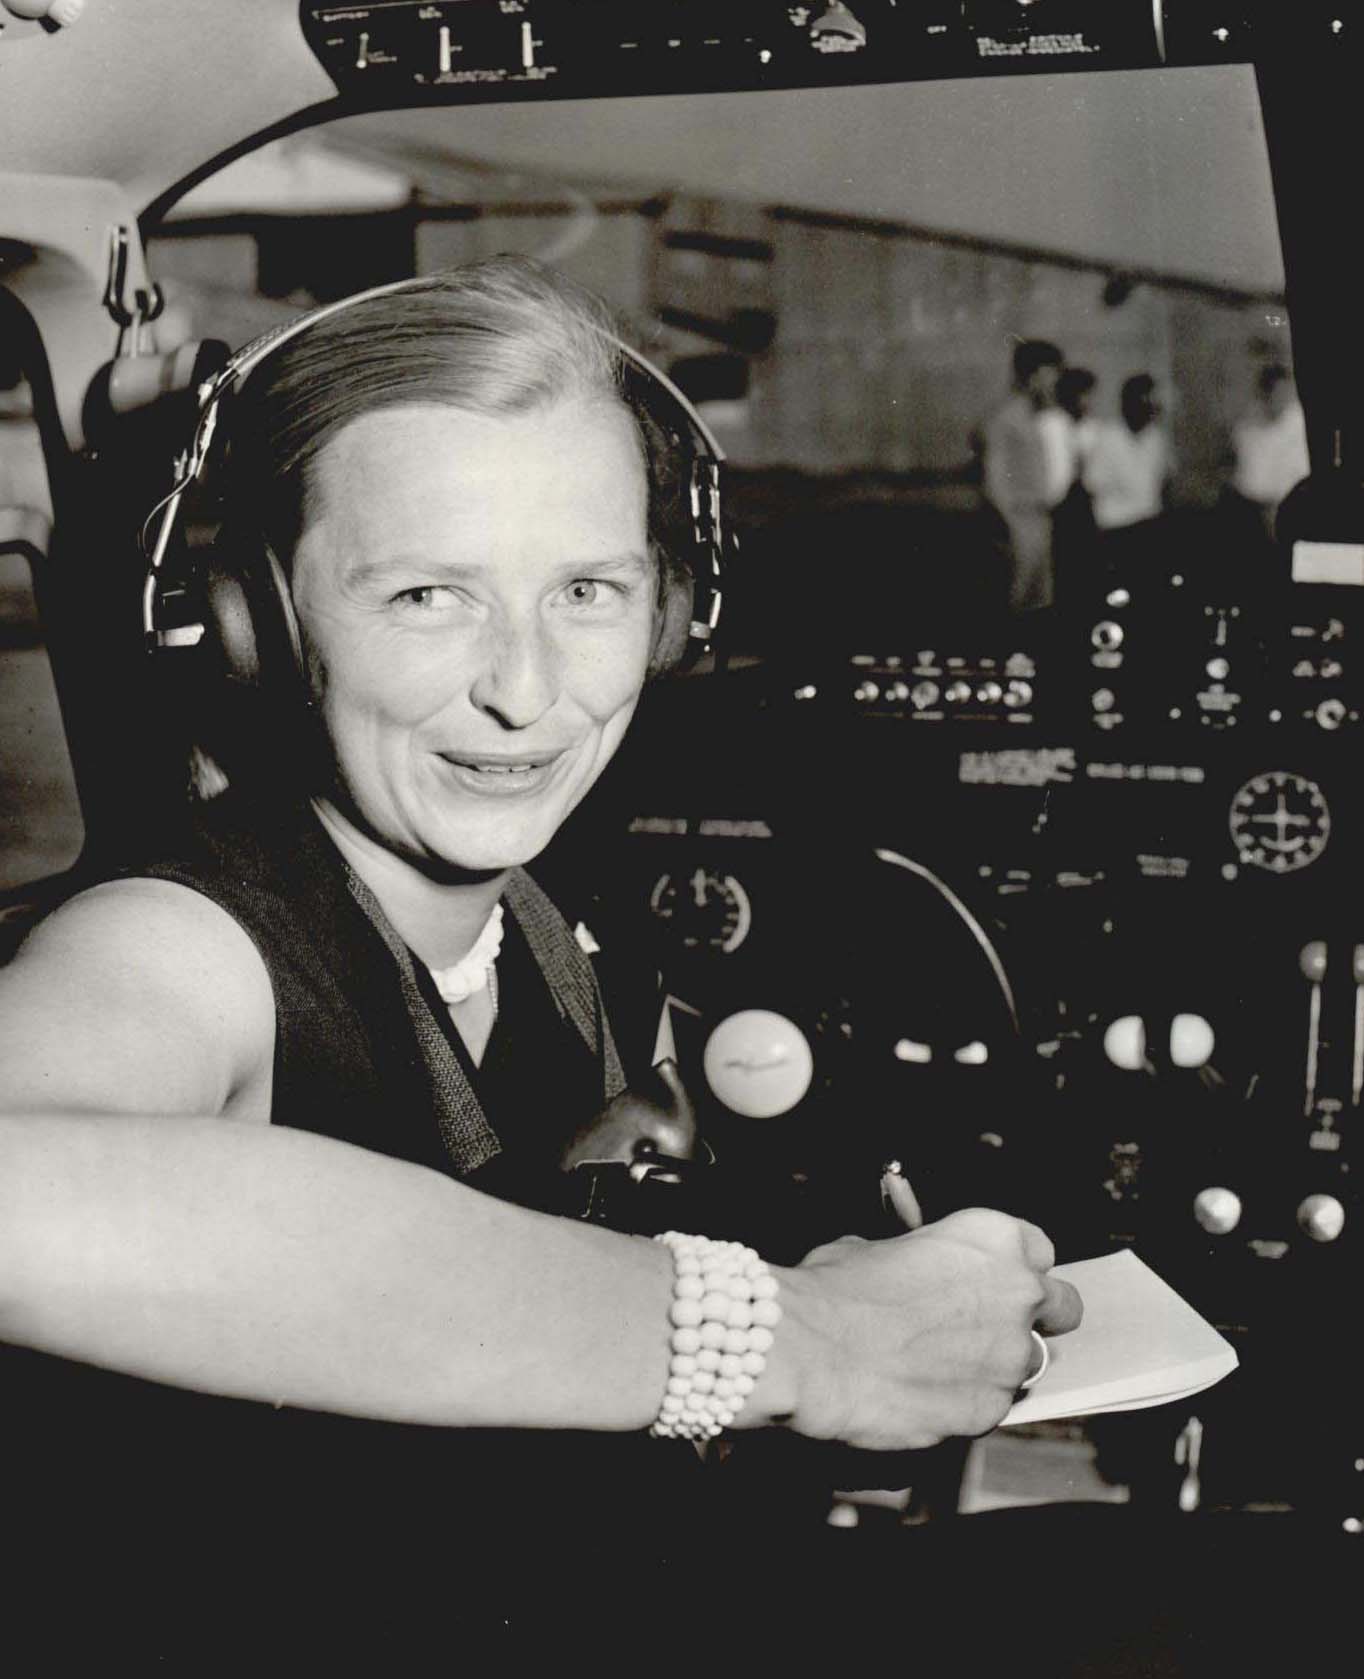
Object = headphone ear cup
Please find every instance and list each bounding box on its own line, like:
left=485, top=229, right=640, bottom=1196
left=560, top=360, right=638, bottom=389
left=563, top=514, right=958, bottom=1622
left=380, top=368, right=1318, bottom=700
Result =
left=200, top=540, right=305, bottom=696
left=649, top=567, right=698, bottom=675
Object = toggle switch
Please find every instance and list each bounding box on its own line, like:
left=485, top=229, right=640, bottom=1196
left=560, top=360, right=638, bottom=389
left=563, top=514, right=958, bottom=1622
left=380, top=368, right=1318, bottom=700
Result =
left=1300, top=940, right=1328, bottom=983
left=1301, top=941, right=1327, bottom=1117
left=1193, top=1186, right=1242, bottom=1235
left=1297, top=1194, right=1346, bottom=1242
left=1354, top=945, right=1364, bottom=1107
left=1170, top=1014, right=1215, bottom=1069
left=1103, top=1014, right=1146, bottom=1071
left=893, top=1038, right=933, bottom=1064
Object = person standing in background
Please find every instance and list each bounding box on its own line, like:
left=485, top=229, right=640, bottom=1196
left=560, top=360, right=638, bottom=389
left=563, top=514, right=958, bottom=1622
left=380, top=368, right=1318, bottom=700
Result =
left=1050, top=366, right=1099, bottom=599
left=982, top=339, right=1067, bottom=611
left=1055, top=366, right=1099, bottom=488
left=1231, top=362, right=1309, bottom=537
left=1084, top=373, right=1172, bottom=541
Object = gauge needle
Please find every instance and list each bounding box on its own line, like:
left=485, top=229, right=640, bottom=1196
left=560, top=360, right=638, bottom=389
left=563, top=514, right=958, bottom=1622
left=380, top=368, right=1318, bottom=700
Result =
left=691, top=868, right=708, bottom=908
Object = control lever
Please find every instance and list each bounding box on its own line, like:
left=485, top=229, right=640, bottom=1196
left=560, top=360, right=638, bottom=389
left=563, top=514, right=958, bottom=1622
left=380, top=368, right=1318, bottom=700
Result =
left=1352, top=945, right=1364, bottom=1106
left=560, top=1058, right=698, bottom=1171
left=1300, top=941, right=1328, bottom=1117
left=880, top=1159, right=924, bottom=1231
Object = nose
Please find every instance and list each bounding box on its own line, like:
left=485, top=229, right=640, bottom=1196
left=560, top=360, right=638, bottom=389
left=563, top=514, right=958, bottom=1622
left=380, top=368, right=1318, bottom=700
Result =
left=468, top=614, right=561, bottom=730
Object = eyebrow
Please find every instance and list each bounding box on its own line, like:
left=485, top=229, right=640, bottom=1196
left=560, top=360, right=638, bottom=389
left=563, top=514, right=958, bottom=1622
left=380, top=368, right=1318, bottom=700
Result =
left=346, top=552, right=653, bottom=589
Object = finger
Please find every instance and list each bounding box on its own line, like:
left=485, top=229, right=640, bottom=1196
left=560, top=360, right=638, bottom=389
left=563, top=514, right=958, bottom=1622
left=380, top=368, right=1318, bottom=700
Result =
left=881, top=1169, right=924, bottom=1231
left=1014, top=1219, right=1057, bottom=1274
left=1034, top=1275, right=1084, bottom=1336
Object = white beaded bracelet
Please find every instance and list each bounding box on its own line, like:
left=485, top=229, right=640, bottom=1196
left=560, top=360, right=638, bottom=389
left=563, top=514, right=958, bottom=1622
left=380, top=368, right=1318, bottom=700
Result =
left=651, top=1231, right=782, bottom=1440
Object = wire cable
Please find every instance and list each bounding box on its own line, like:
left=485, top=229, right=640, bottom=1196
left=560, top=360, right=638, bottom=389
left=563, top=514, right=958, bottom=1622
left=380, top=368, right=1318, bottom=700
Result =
left=873, top=846, right=1020, bottom=1035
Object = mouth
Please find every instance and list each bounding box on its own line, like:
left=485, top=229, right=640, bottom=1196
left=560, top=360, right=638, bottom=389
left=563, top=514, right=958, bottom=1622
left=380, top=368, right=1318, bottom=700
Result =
left=436, top=749, right=568, bottom=796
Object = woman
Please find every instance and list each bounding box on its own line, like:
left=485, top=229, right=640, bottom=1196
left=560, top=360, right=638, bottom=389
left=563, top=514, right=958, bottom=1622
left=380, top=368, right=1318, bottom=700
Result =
left=0, top=257, right=1077, bottom=1646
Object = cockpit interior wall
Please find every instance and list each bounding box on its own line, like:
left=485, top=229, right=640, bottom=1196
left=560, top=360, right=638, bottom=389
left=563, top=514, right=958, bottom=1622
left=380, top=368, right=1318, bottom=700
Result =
left=1, top=0, right=1361, bottom=1566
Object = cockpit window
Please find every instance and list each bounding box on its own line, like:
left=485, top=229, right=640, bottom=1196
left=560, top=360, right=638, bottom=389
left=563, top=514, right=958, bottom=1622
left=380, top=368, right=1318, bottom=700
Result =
left=135, top=76, right=1296, bottom=659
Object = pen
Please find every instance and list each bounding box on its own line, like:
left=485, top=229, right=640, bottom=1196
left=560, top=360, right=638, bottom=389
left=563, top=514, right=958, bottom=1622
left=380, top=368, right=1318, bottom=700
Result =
left=880, top=1158, right=924, bottom=1231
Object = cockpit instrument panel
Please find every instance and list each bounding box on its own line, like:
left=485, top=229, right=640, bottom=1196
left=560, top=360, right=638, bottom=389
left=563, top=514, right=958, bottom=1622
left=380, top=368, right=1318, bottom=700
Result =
left=299, top=1, right=1180, bottom=107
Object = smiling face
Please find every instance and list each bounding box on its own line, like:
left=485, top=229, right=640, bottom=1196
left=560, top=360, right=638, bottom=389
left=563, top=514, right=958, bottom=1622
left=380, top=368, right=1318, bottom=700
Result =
left=289, top=395, right=657, bottom=874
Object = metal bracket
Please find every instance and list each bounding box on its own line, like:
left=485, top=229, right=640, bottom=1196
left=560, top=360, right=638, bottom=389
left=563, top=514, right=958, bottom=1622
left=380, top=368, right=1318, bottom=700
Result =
left=103, top=224, right=165, bottom=352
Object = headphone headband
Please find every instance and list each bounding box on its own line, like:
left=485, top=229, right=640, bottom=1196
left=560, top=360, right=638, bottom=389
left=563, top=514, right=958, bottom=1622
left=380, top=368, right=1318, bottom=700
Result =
left=142, top=273, right=727, bottom=655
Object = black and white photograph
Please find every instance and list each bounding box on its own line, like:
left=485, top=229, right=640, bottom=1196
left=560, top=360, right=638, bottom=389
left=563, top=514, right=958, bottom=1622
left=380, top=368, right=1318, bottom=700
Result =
left=0, top=2, right=1357, bottom=1665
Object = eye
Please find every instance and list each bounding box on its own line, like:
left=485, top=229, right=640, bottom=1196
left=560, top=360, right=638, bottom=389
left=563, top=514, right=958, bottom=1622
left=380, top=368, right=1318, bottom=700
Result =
left=392, top=585, right=458, bottom=612
left=560, top=577, right=637, bottom=612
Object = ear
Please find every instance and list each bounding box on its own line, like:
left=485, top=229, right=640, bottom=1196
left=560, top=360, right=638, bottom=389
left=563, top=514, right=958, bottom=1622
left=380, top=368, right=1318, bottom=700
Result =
left=649, top=565, right=696, bottom=675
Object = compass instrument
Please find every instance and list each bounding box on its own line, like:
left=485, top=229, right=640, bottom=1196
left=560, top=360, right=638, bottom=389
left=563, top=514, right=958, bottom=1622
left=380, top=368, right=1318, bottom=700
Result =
left=1228, top=771, right=1331, bottom=874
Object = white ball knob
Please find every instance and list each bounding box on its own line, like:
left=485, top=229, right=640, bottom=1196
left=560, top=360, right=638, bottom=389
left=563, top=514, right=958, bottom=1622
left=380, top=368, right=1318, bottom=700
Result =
left=1170, top=1013, right=1215, bottom=1069
left=703, top=1010, right=814, bottom=1118
left=1297, top=1194, right=1346, bottom=1243
left=2, top=0, right=86, bottom=21
left=1193, top=1187, right=1242, bottom=1235
left=1103, top=1014, right=1146, bottom=1071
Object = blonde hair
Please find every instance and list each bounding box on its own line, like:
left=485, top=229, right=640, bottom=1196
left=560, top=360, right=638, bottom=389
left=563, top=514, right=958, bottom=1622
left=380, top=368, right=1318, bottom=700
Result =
left=227, top=255, right=689, bottom=580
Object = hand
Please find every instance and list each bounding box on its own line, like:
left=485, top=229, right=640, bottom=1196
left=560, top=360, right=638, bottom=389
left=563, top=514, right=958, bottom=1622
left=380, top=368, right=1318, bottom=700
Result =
left=760, top=1208, right=1082, bottom=1452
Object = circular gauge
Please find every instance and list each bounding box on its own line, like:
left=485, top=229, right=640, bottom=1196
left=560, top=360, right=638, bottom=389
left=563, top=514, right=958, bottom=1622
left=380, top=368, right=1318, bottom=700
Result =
left=1228, top=771, right=1331, bottom=874
left=648, top=868, right=752, bottom=953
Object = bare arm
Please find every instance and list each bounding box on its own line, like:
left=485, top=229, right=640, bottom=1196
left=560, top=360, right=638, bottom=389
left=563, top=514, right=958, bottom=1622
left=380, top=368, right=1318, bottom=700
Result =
left=0, top=1110, right=678, bottom=1429
left=0, top=885, right=1080, bottom=1445
left=0, top=881, right=679, bottom=1428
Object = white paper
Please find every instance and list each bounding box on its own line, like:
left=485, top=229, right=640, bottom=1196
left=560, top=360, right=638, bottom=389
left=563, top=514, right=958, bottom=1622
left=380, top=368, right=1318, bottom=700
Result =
left=1002, top=1249, right=1239, bottom=1427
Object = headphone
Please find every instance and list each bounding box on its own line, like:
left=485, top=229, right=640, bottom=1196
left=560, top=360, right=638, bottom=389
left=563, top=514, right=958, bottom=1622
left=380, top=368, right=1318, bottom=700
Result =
left=140, top=273, right=728, bottom=701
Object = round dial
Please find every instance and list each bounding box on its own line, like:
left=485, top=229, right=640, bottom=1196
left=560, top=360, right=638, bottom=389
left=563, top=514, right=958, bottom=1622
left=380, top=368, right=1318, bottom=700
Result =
left=649, top=868, right=752, bottom=953
left=1228, top=771, right=1331, bottom=874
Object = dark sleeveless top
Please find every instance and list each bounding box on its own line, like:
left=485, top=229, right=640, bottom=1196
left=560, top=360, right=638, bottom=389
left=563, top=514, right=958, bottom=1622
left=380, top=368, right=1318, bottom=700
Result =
left=2, top=796, right=711, bottom=1638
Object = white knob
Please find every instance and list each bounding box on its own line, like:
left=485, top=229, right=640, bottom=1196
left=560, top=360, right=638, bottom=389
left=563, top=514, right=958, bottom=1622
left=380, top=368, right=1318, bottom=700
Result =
left=1297, top=1194, right=1346, bottom=1242
left=1103, top=1014, right=1146, bottom=1071
left=703, top=1010, right=814, bottom=1118
left=1170, top=1014, right=1215, bottom=1069
left=1193, top=1187, right=1242, bottom=1235
left=3, top=1, right=87, bottom=20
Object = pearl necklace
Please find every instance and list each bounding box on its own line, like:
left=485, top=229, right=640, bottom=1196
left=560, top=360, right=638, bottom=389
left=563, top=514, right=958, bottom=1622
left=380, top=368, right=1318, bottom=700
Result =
left=428, top=902, right=505, bottom=1010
